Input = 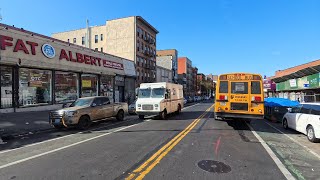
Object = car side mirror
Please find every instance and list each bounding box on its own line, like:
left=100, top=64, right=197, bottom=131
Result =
left=287, top=108, right=292, bottom=113
left=107, top=101, right=111, bottom=104
left=91, top=103, right=97, bottom=107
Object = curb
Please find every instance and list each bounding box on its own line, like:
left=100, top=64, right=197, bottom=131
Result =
left=0, top=115, right=139, bottom=141
left=0, top=128, right=55, bottom=141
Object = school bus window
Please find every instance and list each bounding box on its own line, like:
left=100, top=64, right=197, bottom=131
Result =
left=231, top=82, right=248, bottom=94
left=251, top=81, right=261, bottom=94
left=219, top=81, right=228, bottom=93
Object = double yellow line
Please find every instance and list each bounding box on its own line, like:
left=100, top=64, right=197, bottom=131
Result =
left=126, top=104, right=214, bottom=180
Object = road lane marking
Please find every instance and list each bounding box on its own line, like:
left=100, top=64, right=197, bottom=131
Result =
left=126, top=104, right=214, bottom=180
left=182, top=103, right=199, bottom=110
left=0, top=117, right=140, bottom=155
left=0, top=103, right=203, bottom=155
left=0, top=123, right=141, bottom=170
left=264, top=121, right=320, bottom=160
left=247, top=123, right=295, bottom=180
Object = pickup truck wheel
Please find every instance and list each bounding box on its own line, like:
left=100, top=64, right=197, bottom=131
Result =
left=77, top=116, right=91, bottom=130
left=160, top=110, right=167, bottom=120
left=139, top=115, right=145, bottom=120
left=116, top=110, right=124, bottom=121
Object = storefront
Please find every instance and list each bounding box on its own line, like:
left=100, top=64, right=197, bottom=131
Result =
left=123, top=59, right=136, bottom=104
left=263, top=79, right=276, bottom=97
left=0, top=23, right=135, bottom=113
left=275, top=72, right=320, bottom=102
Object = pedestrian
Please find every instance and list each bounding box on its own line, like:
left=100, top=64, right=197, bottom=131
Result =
left=297, top=98, right=300, bottom=102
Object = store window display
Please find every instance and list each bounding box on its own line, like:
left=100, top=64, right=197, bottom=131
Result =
left=19, top=68, right=52, bottom=106
left=100, top=75, right=114, bottom=102
left=55, top=71, right=79, bottom=103
left=0, top=66, right=13, bottom=108
left=81, top=74, right=98, bottom=97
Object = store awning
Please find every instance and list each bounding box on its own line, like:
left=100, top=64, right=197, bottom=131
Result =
left=272, top=65, right=320, bottom=83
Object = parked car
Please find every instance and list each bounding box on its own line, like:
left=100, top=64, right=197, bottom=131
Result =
left=282, top=103, right=320, bottom=142
left=128, top=100, right=137, bottom=115
left=193, top=96, right=198, bottom=102
left=49, top=96, right=128, bottom=129
left=183, top=98, right=187, bottom=105
left=187, top=96, right=193, bottom=103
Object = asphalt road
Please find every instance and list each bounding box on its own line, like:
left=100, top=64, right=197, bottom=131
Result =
left=0, top=101, right=319, bottom=180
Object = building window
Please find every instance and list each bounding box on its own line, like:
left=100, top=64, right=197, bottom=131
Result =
left=19, top=68, right=52, bottom=106
left=82, top=37, right=85, bottom=45
left=100, top=75, right=114, bottom=102
left=100, top=34, right=103, bottom=41
left=95, top=48, right=98, bottom=51
left=95, top=35, right=98, bottom=43
left=55, top=71, right=78, bottom=103
left=101, top=47, right=103, bottom=52
left=137, top=27, right=140, bottom=37
left=137, top=40, right=140, bottom=51
left=1, top=66, right=13, bottom=108
left=137, top=71, right=140, bottom=80
left=141, top=70, right=144, bottom=80
left=81, top=74, right=98, bottom=97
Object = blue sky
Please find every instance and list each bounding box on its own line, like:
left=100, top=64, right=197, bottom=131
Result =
left=1, top=0, right=320, bottom=77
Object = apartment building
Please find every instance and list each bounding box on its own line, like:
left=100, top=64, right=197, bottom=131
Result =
left=52, top=16, right=159, bottom=87
left=177, top=57, right=193, bottom=96
left=192, top=67, right=198, bottom=95
left=156, top=66, right=172, bottom=83
left=156, top=49, right=178, bottom=83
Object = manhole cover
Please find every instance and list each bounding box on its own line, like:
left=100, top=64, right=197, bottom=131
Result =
left=198, top=160, right=231, bottom=173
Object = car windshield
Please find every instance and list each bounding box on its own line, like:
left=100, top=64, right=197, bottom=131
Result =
left=138, top=88, right=151, bottom=98
left=151, top=88, right=165, bottom=98
left=69, top=98, right=92, bottom=107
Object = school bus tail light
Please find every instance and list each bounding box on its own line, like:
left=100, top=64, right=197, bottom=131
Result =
left=219, top=95, right=228, bottom=101
left=252, top=96, right=262, bottom=102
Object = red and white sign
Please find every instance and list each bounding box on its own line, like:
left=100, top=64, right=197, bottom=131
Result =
left=0, top=34, right=124, bottom=70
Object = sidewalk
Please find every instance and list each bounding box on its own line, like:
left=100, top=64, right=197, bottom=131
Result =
left=0, top=110, right=139, bottom=140
left=0, top=111, right=52, bottom=139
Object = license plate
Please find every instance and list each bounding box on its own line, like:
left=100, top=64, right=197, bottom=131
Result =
left=220, top=102, right=226, bottom=106
left=54, top=119, right=61, bottom=123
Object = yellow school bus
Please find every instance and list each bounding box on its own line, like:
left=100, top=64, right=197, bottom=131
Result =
left=214, top=73, right=264, bottom=121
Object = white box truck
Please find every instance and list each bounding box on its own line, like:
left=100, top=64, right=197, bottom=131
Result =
left=136, top=82, right=184, bottom=119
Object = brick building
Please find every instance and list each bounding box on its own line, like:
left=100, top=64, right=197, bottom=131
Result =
left=156, top=49, right=178, bottom=83
left=177, top=57, right=193, bottom=96
left=52, top=16, right=158, bottom=87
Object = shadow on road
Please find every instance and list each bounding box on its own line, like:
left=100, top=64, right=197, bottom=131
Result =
left=0, top=101, right=213, bottom=152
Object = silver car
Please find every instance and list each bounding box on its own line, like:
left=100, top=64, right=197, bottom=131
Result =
left=128, top=100, right=137, bottom=115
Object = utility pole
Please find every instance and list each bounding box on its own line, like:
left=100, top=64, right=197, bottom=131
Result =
left=85, top=19, right=89, bottom=48
left=0, top=8, right=2, bottom=21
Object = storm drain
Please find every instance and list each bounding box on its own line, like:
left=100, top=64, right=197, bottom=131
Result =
left=198, top=160, right=231, bottom=173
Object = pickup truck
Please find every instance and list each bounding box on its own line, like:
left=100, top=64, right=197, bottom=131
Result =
left=49, top=96, right=128, bottom=129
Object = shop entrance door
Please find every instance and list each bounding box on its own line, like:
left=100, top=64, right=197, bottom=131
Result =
left=119, top=86, right=124, bottom=102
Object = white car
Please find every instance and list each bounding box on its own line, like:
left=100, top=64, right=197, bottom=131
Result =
left=282, top=103, right=320, bottom=142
